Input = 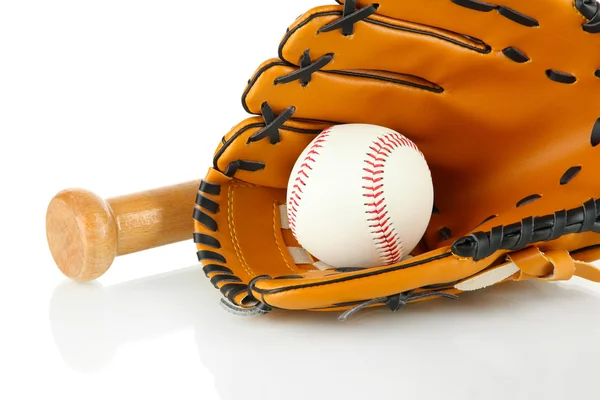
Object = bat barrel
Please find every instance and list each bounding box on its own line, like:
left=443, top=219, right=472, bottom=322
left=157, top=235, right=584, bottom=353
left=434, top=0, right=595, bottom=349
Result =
left=46, top=180, right=200, bottom=281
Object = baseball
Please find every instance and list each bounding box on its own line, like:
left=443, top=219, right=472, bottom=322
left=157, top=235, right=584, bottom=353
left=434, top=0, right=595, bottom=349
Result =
left=287, top=124, right=434, bottom=270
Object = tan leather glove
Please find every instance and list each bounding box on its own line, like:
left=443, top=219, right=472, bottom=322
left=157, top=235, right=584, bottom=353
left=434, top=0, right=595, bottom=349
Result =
left=194, top=0, right=600, bottom=320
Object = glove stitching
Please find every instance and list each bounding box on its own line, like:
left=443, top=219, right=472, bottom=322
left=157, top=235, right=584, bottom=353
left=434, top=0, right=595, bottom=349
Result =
left=273, top=202, right=298, bottom=273
left=228, top=183, right=255, bottom=278
left=451, top=0, right=539, bottom=27
left=194, top=180, right=248, bottom=300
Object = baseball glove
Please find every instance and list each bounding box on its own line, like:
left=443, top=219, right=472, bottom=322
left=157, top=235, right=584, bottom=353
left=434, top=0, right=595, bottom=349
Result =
left=193, top=0, right=600, bottom=320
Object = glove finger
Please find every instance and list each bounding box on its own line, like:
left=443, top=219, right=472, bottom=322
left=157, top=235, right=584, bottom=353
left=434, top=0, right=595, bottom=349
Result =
left=242, top=59, right=446, bottom=138
left=282, top=4, right=600, bottom=86
left=346, top=0, right=593, bottom=35
left=330, top=0, right=530, bottom=43
left=213, top=114, right=330, bottom=188
left=280, top=6, right=492, bottom=86
left=242, top=58, right=599, bottom=171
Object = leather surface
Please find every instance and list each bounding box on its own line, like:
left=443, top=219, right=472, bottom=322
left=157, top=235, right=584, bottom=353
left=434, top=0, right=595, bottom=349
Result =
left=195, top=0, right=600, bottom=313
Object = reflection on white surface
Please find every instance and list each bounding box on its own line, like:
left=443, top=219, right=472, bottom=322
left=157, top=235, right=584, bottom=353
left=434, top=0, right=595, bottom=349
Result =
left=50, top=265, right=600, bottom=400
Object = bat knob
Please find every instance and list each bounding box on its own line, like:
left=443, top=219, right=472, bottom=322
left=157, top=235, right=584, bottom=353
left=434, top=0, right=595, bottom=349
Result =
left=46, top=189, right=118, bottom=281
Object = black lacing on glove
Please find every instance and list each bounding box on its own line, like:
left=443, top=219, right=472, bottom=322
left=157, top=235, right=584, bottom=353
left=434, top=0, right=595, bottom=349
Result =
left=273, top=2, right=379, bottom=86
left=274, top=51, right=334, bottom=87
left=576, top=0, right=600, bottom=33
left=219, top=275, right=274, bottom=316
left=247, top=102, right=296, bottom=144
left=318, top=0, right=380, bottom=36
left=222, top=102, right=295, bottom=177
left=452, top=198, right=600, bottom=260
left=220, top=298, right=273, bottom=316
left=338, top=290, right=458, bottom=321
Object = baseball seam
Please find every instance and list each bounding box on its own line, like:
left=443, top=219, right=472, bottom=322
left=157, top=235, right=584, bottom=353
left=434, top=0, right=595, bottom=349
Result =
left=363, top=132, right=420, bottom=265
left=288, top=128, right=332, bottom=239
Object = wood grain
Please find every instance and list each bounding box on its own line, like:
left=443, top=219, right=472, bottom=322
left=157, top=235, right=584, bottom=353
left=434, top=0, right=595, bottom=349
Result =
left=46, top=180, right=200, bottom=281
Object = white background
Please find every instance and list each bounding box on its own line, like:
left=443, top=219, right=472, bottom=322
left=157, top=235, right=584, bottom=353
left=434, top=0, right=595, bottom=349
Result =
left=2, top=1, right=600, bottom=399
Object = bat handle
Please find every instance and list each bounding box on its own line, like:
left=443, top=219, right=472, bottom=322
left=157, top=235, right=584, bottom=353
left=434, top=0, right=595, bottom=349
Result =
left=46, top=180, right=200, bottom=281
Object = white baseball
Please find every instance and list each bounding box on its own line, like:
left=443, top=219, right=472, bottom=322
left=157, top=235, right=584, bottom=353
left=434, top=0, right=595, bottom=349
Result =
left=287, top=124, right=434, bottom=270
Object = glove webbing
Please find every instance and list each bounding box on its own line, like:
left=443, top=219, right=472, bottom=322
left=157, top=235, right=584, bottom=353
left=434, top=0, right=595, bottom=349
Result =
left=453, top=199, right=600, bottom=260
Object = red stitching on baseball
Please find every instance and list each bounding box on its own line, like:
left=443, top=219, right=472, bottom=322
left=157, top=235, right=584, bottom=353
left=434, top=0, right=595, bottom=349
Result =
left=288, top=128, right=333, bottom=236
left=363, top=184, right=384, bottom=192
left=370, top=212, right=389, bottom=222
left=370, top=145, right=392, bottom=155
left=363, top=131, right=420, bottom=265
left=363, top=191, right=384, bottom=199
left=363, top=168, right=384, bottom=175
left=390, top=131, right=423, bottom=155
left=364, top=160, right=385, bottom=168
left=365, top=198, right=385, bottom=208
left=298, top=170, right=310, bottom=178
left=288, top=127, right=420, bottom=265
left=362, top=177, right=383, bottom=183
left=366, top=153, right=386, bottom=162
left=387, top=137, right=403, bottom=148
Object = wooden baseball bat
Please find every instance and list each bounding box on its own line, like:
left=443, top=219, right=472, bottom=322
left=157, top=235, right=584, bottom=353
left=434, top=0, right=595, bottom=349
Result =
left=46, top=180, right=200, bottom=281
